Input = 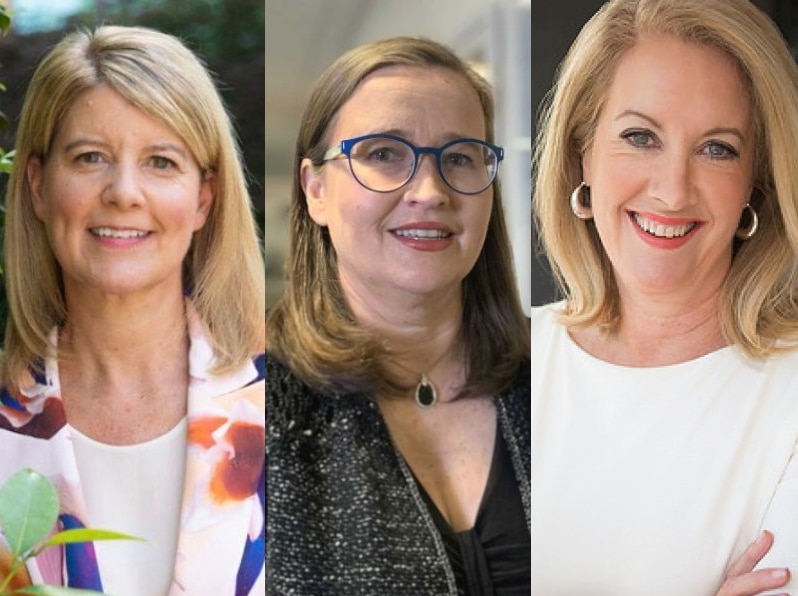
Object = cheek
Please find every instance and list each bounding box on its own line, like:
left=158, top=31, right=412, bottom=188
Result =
left=158, top=183, right=207, bottom=229
left=326, top=180, right=393, bottom=235
left=710, top=176, right=751, bottom=226
left=591, top=159, right=647, bottom=220
left=41, top=178, right=89, bottom=227
left=474, top=196, right=493, bottom=241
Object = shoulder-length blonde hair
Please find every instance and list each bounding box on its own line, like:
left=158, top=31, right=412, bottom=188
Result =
left=3, top=25, right=265, bottom=386
left=533, top=0, right=798, bottom=358
left=267, top=36, right=529, bottom=397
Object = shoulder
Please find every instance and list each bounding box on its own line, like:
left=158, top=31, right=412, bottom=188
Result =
left=530, top=301, right=564, bottom=330
left=531, top=301, right=567, bottom=362
left=0, top=369, right=66, bottom=441
left=266, top=353, right=341, bottom=434
left=497, top=359, right=530, bottom=426
left=266, top=352, right=319, bottom=401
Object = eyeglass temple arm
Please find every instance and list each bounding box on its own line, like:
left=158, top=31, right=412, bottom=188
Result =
left=322, top=144, right=346, bottom=162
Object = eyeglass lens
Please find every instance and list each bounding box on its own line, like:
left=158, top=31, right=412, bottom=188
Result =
left=348, top=136, right=497, bottom=194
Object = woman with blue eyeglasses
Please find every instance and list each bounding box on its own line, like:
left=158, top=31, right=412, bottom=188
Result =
left=266, top=36, right=530, bottom=595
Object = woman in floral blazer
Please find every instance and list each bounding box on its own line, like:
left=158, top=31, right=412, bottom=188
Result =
left=0, top=26, right=265, bottom=595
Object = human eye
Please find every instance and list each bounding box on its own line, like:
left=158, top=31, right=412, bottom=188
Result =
left=368, top=147, right=397, bottom=162
left=149, top=155, right=178, bottom=170
left=74, top=151, right=104, bottom=165
left=366, top=144, right=406, bottom=163
left=443, top=151, right=473, bottom=168
left=443, top=142, right=484, bottom=169
left=620, top=129, right=657, bottom=149
left=699, top=141, right=739, bottom=160
left=354, top=137, right=409, bottom=164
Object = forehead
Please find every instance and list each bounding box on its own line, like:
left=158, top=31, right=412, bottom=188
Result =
left=330, top=64, right=487, bottom=140
left=54, top=84, right=185, bottom=145
left=600, top=34, right=752, bottom=128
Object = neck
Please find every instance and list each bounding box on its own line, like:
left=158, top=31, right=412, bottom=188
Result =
left=60, top=284, right=189, bottom=391
left=340, top=272, right=465, bottom=400
left=575, top=284, right=727, bottom=367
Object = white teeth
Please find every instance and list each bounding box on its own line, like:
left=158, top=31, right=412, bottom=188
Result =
left=633, top=214, right=696, bottom=239
left=394, top=229, right=451, bottom=239
left=91, top=227, right=148, bottom=239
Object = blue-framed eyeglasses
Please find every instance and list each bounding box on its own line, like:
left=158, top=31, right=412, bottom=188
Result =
left=322, top=133, right=504, bottom=195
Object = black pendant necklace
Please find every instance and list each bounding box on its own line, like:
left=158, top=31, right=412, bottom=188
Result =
left=414, top=374, right=437, bottom=408
left=388, top=345, right=454, bottom=409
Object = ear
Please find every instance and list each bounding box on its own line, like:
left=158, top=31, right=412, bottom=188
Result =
left=193, top=170, right=216, bottom=231
left=27, top=156, right=47, bottom=221
left=580, top=146, right=593, bottom=185
left=301, top=158, right=328, bottom=227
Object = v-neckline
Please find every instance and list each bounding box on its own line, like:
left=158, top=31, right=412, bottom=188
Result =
left=409, top=416, right=503, bottom=536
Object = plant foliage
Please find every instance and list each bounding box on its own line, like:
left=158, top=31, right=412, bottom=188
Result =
left=0, top=469, right=140, bottom=595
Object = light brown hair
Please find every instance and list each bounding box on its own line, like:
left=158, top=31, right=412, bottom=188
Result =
left=533, top=0, right=798, bottom=357
left=267, top=36, right=529, bottom=396
left=3, top=25, right=265, bottom=387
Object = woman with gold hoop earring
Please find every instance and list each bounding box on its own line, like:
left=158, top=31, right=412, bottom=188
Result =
left=533, top=0, right=798, bottom=594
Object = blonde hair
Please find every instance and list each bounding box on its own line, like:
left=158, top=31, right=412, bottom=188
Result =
left=3, top=25, right=265, bottom=386
left=267, top=36, right=529, bottom=397
left=533, top=0, right=798, bottom=358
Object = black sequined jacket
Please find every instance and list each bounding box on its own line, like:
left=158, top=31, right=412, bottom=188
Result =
left=265, top=354, right=530, bottom=596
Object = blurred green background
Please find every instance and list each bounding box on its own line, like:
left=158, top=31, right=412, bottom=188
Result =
left=0, top=0, right=265, bottom=341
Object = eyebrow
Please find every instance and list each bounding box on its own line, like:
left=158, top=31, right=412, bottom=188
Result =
left=61, top=139, right=189, bottom=158
left=363, top=128, right=478, bottom=144
left=615, top=110, right=747, bottom=142
left=615, top=110, right=662, bottom=129
left=148, top=143, right=190, bottom=159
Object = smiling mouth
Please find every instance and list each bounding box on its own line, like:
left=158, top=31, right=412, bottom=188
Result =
left=90, top=227, right=150, bottom=239
left=392, top=229, right=453, bottom=240
left=632, top=213, right=697, bottom=239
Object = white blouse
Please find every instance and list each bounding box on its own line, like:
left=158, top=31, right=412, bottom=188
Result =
left=71, top=418, right=187, bottom=596
left=531, top=303, right=798, bottom=595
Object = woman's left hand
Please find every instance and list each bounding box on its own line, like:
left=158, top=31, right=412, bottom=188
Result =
left=716, top=530, right=790, bottom=596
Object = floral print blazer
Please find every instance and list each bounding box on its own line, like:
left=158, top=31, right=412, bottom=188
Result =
left=0, top=303, right=265, bottom=595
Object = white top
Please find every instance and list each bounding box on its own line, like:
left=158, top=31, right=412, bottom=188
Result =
left=531, top=303, right=798, bottom=595
left=71, top=418, right=187, bottom=596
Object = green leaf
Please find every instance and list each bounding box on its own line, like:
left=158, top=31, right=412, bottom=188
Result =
left=42, top=528, right=143, bottom=548
left=0, top=13, right=10, bottom=35
left=0, top=469, right=58, bottom=558
left=12, top=586, right=107, bottom=595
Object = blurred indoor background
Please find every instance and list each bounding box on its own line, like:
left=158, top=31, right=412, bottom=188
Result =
left=533, top=0, right=798, bottom=306
left=265, top=0, right=532, bottom=310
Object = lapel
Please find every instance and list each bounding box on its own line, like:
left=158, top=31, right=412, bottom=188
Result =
left=169, top=302, right=265, bottom=595
left=3, top=301, right=265, bottom=593
left=1, top=344, right=100, bottom=587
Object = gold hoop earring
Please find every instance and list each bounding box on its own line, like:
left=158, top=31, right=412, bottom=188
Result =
left=570, top=182, right=593, bottom=220
left=735, top=203, right=758, bottom=240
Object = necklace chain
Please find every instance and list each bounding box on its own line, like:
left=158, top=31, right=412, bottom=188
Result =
left=386, top=344, right=455, bottom=408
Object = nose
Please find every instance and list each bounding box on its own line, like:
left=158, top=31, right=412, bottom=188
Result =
left=402, top=153, right=449, bottom=206
left=101, top=162, right=144, bottom=209
left=649, top=151, right=694, bottom=211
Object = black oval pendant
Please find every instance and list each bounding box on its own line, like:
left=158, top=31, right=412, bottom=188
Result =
left=415, top=378, right=437, bottom=408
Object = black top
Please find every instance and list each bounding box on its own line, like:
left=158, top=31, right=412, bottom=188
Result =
left=413, top=423, right=531, bottom=596
left=266, top=355, right=531, bottom=595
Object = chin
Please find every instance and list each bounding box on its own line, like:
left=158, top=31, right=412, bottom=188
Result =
left=397, top=275, right=463, bottom=298
left=68, top=268, right=182, bottom=299
left=630, top=272, right=693, bottom=296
